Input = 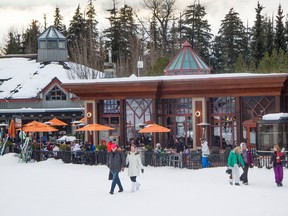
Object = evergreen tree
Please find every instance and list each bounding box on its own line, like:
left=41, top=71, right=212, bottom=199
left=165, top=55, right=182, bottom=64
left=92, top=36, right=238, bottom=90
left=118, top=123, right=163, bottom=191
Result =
left=274, top=4, right=286, bottom=53
left=234, top=54, right=247, bottom=72
left=53, top=6, right=67, bottom=35
left=181, top=2, right=213, bottom=63
left=3, top=29, right=22, bottom=54
left=145, top=56, right=170, bottom=76
left=67, top=5, right=87, bottom=65
left=210, top=35, right=222, bottom=73
left=251, top=2, right=265, bottom=68
left=84, top=0, right=100, bottom=69
left=118, top=5, right=138, bottom=58
left=265, top=17, right=274, bottom=56
left=22, top=20, right=41, bottom=54
left=168, top=16, right=179, bottom=56
left=105, top=2, right=140, bottom=77
left=68, top=4, right=86, bottom=44
left=217, top=8, right=248, bottom=72
left=105, top=0, right=121, bottom=63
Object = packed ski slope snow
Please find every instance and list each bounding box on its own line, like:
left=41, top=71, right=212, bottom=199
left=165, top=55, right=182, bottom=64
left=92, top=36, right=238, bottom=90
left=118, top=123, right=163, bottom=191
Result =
left=0, top=153, right=287, bottom=216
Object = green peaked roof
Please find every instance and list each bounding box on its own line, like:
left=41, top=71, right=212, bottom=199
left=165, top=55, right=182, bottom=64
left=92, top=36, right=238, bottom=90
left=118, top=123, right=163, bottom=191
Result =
left=164, top=41, right=210, bottom=75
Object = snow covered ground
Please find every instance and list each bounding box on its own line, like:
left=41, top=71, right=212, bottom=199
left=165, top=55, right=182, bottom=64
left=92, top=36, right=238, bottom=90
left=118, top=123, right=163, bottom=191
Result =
left=1, top=153, right=287, bottom=216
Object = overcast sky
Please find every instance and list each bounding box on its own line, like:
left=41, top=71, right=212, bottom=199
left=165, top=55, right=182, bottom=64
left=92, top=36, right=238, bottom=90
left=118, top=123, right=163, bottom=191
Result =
left=0, top=0, right=286, bottom=48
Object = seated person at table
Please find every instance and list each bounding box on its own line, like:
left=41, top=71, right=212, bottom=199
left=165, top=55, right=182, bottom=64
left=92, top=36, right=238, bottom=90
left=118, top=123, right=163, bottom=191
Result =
left=72, top=143, right=81, bottom=151
left=154, top=143, right=162, bottom=153
left=89, top=143, right=95, bottom=152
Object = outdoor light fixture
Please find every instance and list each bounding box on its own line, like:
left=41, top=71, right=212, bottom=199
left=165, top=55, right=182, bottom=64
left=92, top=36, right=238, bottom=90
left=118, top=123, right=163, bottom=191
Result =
left=195, top=111, right=201, bottom=117
left=87, top=112, right=92, bottom=118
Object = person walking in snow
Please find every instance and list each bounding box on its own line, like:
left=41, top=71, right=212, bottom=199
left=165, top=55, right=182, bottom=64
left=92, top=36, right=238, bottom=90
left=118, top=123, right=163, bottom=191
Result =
left=270, top=144, right=285, bottom=187
left=239, top=142, right=253, bottom=185
left=126, top=144, right=144, bottom=192
left=227, top=146, right=244, bottom=186
left=108, top=144, right=125, bottom=194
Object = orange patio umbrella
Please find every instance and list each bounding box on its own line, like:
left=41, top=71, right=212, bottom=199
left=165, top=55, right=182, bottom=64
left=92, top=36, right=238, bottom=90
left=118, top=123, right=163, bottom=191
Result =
left=22, top=120, right=58, bottom=133
left=22, top=125, right=58, bottom=133
left=24, top=120, right=48, bottom=127
left=46, top=117, right=67, bottom=126
left=76, top=123, right=115, bottom=132
left=139, top=124, right=171, bottom=147
left=138, top=124, right=171, bottom=133
left=8, top=119, right=16, bottom=138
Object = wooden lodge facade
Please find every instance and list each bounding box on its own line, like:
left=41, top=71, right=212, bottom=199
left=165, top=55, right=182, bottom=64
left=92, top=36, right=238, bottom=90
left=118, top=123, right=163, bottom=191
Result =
left=63, top=42, right=288, bottom=149
left=63, top=73, right=288, bottom=149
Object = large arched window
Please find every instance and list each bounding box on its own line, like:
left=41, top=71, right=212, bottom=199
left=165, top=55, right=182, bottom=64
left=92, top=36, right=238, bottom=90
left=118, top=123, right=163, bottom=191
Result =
left=46, top=86, right=67, bottom=101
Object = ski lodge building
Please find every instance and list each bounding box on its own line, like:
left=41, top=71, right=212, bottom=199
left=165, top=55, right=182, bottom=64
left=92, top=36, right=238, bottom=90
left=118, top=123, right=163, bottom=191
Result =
left=63, top=41, right=288, bottom=149
left=0, top=26, right=101, bottom=135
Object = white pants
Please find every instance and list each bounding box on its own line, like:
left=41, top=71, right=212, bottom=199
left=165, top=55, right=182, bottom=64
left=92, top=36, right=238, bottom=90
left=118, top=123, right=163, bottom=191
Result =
left=229, top=164, right=240, bottom=184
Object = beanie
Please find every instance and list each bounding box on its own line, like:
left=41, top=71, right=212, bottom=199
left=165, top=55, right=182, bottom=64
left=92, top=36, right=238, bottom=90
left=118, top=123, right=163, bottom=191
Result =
left=240, top=142, right=246, bottom=148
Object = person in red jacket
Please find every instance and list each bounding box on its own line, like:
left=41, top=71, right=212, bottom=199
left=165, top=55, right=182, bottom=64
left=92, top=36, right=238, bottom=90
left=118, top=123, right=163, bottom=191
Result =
left=107, top=137, right=114, bottom=152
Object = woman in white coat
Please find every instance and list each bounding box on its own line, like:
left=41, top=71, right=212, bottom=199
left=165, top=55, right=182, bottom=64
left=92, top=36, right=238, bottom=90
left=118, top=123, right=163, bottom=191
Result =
left=126, top=144, right=144, bottom=192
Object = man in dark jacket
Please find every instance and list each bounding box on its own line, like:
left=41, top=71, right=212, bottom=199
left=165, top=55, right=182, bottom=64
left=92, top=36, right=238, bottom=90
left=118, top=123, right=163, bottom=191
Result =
left=108, top=144, right=125, bottom=194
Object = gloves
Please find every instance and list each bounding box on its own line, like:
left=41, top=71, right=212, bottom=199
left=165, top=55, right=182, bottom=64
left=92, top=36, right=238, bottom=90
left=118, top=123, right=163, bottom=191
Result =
left=141, top=169, right=144, bottom=174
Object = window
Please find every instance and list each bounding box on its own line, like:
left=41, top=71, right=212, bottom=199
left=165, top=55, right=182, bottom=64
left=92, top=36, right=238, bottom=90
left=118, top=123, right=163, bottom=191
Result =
left=58, top=41, right=66, bottom=49
left=39, top=41, right=46, bottom=49
left=46, top=86, right=67, bottom=101
left=47, top=40, right=57, bottom=49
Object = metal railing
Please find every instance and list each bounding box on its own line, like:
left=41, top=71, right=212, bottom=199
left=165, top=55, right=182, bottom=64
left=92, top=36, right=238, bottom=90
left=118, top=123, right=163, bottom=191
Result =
left=9, top=147, right=288, bottom=169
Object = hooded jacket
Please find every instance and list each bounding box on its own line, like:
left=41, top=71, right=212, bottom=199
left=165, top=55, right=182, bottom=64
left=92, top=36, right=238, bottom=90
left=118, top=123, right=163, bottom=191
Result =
left=126, top=151, right=144, bottom=177
left=228, top=150, right=244, bottom=168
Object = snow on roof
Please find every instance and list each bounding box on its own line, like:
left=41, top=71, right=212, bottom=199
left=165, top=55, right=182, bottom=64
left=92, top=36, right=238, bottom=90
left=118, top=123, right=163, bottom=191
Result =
left=0, top=107, right=83, bottom=113
left=262, top=113, right=288, bottom=121
left=62, top=71, right=287, bottom=84
left=0, top=57, right=102, bottom=99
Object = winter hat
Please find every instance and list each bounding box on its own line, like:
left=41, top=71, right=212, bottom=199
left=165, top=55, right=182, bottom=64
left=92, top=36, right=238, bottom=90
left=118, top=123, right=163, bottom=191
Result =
left=111, top=144, right=117, bottom=150
left=240, top=142, right=246, bottom=148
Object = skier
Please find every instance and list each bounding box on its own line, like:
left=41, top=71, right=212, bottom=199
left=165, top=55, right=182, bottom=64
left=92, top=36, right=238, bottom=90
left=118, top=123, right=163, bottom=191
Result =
left=126, top=144, right=144, bottom=192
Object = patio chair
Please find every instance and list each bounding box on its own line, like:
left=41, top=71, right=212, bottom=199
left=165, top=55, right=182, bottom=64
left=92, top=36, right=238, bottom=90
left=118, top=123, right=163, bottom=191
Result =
left=169, top=153, right=183, bottom=168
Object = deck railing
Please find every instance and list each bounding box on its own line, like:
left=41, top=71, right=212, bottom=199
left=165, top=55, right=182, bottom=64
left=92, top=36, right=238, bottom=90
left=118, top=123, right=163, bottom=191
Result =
left=10, top=147, right=288, bottom=169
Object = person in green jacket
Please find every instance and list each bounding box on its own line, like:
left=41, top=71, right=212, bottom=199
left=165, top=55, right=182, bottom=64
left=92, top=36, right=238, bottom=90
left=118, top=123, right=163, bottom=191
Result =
left=227, top=146, right=245, bottom=186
